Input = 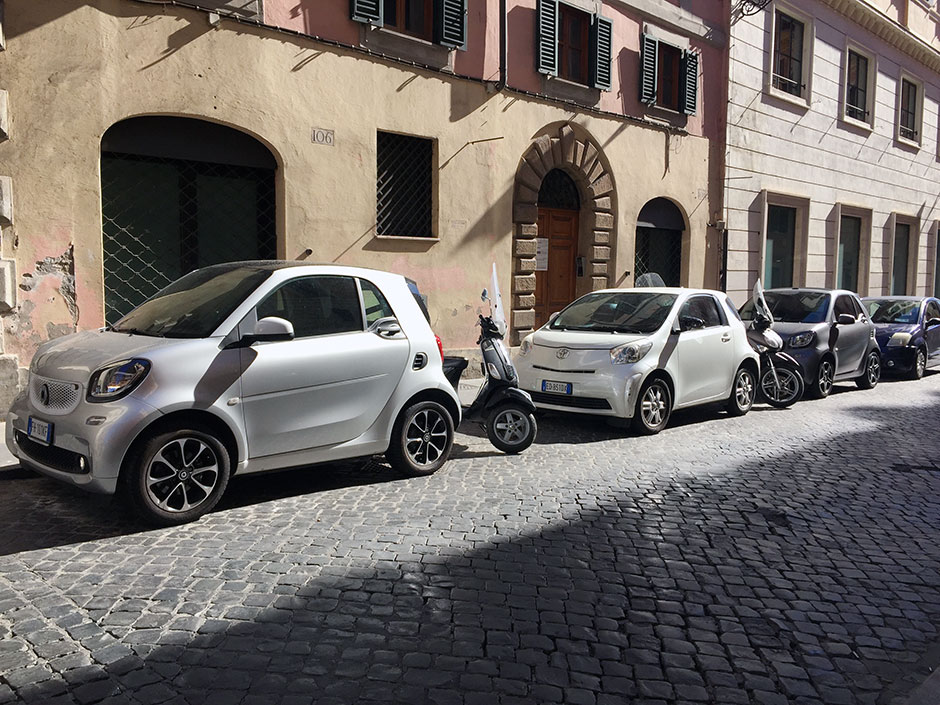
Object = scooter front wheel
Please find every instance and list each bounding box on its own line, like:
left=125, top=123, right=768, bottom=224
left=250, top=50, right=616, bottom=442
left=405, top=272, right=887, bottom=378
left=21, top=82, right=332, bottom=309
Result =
left=485, top=404, right=537, bottom=454
left=760, top=365, right=804, bottom=408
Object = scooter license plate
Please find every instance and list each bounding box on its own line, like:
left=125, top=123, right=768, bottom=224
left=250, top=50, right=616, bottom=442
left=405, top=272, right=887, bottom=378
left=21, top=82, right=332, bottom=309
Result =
left=27, top=417, right=53, bottom=445
left=542, top=380, right=572, bottom=395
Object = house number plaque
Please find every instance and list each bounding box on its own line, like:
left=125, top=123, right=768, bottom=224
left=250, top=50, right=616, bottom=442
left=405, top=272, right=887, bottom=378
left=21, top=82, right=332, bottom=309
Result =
left=311, top=128, right=335, bottom=146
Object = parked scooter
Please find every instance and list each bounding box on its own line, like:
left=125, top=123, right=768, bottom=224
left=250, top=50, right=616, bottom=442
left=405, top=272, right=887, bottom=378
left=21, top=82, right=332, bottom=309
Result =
left=443, top=268, right=537, bottom=453
left=748, top=281, right=805, bottom=408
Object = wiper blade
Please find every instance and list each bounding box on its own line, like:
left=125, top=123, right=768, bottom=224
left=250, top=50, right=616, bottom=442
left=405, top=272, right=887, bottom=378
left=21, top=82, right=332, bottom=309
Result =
left=113, top=327, right=164, bottom=337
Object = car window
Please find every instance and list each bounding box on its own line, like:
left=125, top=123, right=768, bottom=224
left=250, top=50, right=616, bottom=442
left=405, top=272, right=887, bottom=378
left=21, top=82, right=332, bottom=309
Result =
left=850, top=296, right=865, bottom=317
left=406, top=278, right=432, bottom=323
left=866, top=299, right=921, bottom=324
left=360, top=279, right=395, bottom=326
left=741, top=292, right=830, bottom=323
left=550, top=291, right=677, bottom=334
left=926, top=301, right=940, bottom=321
left=723, top=296, right=742, bottom=322
left=257, top=275, right=363, bottom=338
left=679, top=296, right=723, bottom=330
left=834, top=295, right=856, bottom=319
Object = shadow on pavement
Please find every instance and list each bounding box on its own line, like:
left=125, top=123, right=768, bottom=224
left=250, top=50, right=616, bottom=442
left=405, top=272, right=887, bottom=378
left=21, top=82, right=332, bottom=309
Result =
left=6, top=389, right=940, bottom=705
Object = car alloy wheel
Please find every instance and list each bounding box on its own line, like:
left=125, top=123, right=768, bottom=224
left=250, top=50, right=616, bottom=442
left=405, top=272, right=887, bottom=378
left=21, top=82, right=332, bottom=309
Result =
left=146, top=437, right=221, bottom=513
left=814, top=359, right=834, bottom=398
left=727, top=366, right=755, bottom=416
left=856, top=350, right=880, bottom=390
left=632, top=378, right=672, bottom=435
left=386, top=400, right=454, bottom=476
left=913, top=348, right=927, bottom=380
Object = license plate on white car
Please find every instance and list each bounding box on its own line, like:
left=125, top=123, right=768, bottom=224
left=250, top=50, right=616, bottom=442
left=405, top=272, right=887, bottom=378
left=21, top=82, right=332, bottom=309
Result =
left=542, top=380, right=572, bottom=395
left=27, top=417, right=53, bottom=445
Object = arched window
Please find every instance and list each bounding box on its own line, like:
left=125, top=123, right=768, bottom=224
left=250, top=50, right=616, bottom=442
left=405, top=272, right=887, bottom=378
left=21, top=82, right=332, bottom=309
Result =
left=101, top=117, right=277, bottom=324
left=635, top=197, right=685, bottom=287
left=538, top=169, right=580, bottom=210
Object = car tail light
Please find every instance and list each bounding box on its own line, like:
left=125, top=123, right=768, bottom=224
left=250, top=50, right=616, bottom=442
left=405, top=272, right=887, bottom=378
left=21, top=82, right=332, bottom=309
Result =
left=434, top=334, right=444, bottom=360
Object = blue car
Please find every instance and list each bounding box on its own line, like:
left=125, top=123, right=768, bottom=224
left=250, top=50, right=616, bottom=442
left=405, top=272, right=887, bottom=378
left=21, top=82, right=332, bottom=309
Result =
left=862, top=296, right=940, bottom=379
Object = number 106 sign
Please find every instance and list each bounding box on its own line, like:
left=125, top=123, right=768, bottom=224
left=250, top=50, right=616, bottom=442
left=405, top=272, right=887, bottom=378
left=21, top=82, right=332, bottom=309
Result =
left=311, top=128, right=335, bottom=146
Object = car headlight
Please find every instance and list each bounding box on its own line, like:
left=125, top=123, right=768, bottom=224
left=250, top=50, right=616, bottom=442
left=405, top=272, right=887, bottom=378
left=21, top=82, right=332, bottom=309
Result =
left=519, top=336, right=533, bottom=356
left=789, top=331, right=816, bottom=348
left=610, top=340, right=654, bottom=365
left=87, top=359, right=151, bottom=402
left=887, top=332, right=912, bottom=347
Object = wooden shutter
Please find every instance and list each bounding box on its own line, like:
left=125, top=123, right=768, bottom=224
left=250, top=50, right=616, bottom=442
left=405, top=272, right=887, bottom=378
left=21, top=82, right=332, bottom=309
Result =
left=536, top=0, right=558, bottom=76
left=350, top=0, right=382, bottom=25
left=681, top=50, right=699, bottom=115
left=639, top=33, right=658, bottom=104
left=591, top=15, right=613, bottom=91
left=435, top=0, right=467, bottom=49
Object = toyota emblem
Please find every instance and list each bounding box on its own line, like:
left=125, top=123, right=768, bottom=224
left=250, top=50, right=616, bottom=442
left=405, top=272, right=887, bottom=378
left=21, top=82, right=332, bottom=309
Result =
left=39, top=384, right=49, bottom=406
left=556, top=348, right=570, bottom=360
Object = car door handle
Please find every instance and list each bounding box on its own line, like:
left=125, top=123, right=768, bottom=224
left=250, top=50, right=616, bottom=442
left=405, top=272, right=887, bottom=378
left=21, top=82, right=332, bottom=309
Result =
left=721, top=333, right=731, bottom=342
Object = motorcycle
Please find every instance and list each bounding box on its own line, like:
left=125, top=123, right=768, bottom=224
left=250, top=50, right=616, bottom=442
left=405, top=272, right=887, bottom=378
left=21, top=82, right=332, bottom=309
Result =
left=748, top=280, right=805, bottom=408
left=443, top=268, right=537, bottom=454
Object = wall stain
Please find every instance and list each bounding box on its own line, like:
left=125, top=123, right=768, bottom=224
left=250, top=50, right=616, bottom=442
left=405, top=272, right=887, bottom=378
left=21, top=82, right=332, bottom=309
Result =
left=19, top=245, right=79, bottom=331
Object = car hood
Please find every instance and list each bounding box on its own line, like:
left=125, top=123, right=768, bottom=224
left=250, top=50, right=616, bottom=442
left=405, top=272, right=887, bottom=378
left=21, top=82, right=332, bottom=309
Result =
left=765, top=321, right=828, bottom=337
left=29, top=330, right=182, bottom=384
left=532, top=328, right=651, bottom=350
left=874, top=322, right=919, bottom=344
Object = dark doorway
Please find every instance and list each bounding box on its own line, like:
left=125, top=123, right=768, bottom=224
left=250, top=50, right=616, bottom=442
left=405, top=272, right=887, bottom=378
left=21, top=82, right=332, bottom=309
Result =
left=635, top=198, right=684, bottom=287
left=535, top=170, right=580, bottom=327
left=101, top=117, right=277, bottom=324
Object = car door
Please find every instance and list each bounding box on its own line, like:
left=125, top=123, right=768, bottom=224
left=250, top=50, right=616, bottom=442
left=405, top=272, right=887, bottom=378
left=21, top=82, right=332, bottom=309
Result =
left=238, top=275, right=410, bottom=458
left=672, top=294, right=735, bottom=405
left=833, top=294, right=869, bottom=374
left=925, top=299, right=940, bottom=363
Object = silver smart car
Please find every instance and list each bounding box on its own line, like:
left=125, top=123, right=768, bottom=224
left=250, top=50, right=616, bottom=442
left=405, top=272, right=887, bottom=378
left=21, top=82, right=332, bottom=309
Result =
left=7, top=262, right=460, bottom=525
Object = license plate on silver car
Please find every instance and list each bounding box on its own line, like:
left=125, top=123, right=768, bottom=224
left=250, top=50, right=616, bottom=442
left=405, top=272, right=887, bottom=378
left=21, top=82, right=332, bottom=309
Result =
left=27, top=417, right=53, bottom=445
left=542, top=380, right=572, bottom=395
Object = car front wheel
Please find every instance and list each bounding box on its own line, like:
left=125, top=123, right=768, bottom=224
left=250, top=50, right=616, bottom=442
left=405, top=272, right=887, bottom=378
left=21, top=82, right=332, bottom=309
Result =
left=856, top=350, right=881, bottom=389
left=811, top=358, right=835, bottom=399
left=911, top=347, right=927, bottom=380
left=386, top=400, right=454, bottom=476
left=124, top=426, right=231, bottom=526
left=632, top=377, right=672, bottom=435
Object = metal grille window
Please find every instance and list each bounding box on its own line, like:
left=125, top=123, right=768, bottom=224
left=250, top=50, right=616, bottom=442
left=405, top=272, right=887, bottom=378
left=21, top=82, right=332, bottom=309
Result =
left=772, top=10, right=804, bottom=97
left=846, top=50, right=868, bottom=121
left=900, top=79, right=919, bottom=141
left=102, top=153, right=276, bottom=324
left=635, top=229, right=682, bottom=287
left=376, top=131, right=434, bottom=238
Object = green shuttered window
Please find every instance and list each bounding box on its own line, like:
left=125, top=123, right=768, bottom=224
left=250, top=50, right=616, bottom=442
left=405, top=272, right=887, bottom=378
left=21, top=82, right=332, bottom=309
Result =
left=640, top=33, right=698, bottom=116
left=536, top=0, right=612, bottom=92
left=350, top=0, right=466, bottom=50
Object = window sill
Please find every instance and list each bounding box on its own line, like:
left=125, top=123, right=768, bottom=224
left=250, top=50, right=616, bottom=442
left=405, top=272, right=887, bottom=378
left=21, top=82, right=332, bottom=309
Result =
left=360, top=25, right=454, bottom=71
left=841, top=112, right=874, bottom=133
left=896, top=133, right=921, bottom=150
left=643, top=104, right=689, bottom=127
left=540, top=75, right=601, bottom=106
left=765, top=83, right=810, bottom=110
left=374, top=234, right=440, bottom=242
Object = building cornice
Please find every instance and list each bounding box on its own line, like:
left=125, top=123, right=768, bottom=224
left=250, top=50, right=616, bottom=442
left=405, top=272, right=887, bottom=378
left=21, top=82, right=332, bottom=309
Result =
left=607, top=0, right=727, bottom=47
left=820, top=0, right=940, bottom=73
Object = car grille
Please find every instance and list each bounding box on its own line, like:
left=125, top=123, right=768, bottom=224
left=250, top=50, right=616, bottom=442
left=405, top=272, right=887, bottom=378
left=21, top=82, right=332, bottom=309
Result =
left=15, top=431, right=89, bottom=475
left=29, top=375, right=81, bottom=415
left=530, top=391, right=612, bottom=410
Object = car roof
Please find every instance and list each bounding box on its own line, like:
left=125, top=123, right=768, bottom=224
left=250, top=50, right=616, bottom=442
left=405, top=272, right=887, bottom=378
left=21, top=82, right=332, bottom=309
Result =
left=861, top=295, right=929, bottom=301
left=193, top=260, right=406, bottom=280
left=591, top=287, right=727, bottom=296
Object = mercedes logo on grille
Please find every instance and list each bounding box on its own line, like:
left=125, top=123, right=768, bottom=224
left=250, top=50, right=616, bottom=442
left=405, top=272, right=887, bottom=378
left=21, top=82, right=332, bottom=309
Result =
left=556, top=348, right=570, bottom=360
left=39, top=384, right=50, bottom=406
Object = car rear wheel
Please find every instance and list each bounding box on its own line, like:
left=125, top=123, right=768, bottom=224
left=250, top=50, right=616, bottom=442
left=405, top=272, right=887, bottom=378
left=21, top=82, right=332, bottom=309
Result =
left=124, top=426, right=231, bottom=526
left=632, top=377, right=672, bottom=435
left=386, top=400, right=454, bottom=476
left=811, top=358, right=834, bottom=399
left=911, top=347, right=927, bottom=380
left=856, top=350, right=881, bottom=389
left=726, top=366, right=756, bottom=417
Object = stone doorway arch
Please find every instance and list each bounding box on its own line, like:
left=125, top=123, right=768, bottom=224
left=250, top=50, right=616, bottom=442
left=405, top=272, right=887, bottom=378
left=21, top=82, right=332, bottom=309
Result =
left=510, top=124, right=615, bottom=344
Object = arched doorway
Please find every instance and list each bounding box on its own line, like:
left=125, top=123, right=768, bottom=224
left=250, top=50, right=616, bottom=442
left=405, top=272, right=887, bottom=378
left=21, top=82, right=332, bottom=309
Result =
left=535, top=169, right=580, bottom=328
left=101, top=116, right=277, bottom=324
left=635, top=198, right=685, bottom=287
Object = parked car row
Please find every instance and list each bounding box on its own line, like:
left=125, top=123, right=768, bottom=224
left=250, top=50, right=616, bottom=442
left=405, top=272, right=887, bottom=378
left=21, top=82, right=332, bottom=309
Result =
left=515, top=284, right=940, bottom=432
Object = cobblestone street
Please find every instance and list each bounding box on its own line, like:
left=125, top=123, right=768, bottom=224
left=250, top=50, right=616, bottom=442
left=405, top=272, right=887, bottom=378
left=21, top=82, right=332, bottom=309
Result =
left=1, top=374, right=940, bottom=705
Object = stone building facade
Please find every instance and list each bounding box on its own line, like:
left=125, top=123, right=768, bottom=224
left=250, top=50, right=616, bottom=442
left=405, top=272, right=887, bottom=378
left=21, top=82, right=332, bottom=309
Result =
left=0, top=0, right=729, bottom=407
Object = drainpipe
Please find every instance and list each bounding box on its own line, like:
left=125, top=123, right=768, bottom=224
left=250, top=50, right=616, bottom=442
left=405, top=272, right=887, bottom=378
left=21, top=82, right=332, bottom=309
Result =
left=497, top=0, right=508, bottom=89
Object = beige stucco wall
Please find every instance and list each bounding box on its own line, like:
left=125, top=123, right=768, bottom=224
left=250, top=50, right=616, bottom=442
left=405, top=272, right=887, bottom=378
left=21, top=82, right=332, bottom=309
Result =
left=0, top=0, right=717, bottom=388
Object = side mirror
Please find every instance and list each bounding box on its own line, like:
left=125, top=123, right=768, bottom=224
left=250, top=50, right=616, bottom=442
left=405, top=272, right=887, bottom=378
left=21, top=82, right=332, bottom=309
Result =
left=926, top=317, right=940, bottom=329
left=836, top=313, right=856, bottom=326
left=248, top=316, right=294, bottom=344
left=547, top=311, right=560, bottom=324
left=679, top=315, right=705, bottom=332
left=370, top=316, right=403, bottom=337
left=481, top=288, right=489, bottom=302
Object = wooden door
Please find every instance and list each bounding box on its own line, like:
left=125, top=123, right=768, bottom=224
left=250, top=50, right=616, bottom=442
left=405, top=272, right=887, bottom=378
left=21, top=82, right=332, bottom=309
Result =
left=534, top=207, right=579, bottom=328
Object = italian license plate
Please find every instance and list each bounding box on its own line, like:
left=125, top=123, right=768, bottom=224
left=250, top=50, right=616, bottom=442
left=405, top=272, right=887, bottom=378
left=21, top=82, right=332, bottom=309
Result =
left=27, top=417, right=53, bottom=445
left=542, top=380, right=572, bottom=395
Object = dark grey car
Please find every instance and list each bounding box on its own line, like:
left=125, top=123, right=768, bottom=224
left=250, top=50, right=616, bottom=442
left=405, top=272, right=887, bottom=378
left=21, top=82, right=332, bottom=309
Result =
left=740, top=288, right=881, bottom=398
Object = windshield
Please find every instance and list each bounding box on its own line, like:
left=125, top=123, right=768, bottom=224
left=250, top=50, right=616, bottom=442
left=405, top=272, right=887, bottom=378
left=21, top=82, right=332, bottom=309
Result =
left=740, top=291, right=830, bottom=323
left=112, top=266, right=272, bottom=338
left=865, top=299, right=921, bottom=324
left=549, top=292, right=678, bottom=334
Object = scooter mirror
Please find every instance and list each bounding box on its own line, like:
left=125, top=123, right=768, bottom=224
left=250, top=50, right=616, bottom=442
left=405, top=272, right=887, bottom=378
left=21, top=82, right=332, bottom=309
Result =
left=481, top=288, right=489, bottom=302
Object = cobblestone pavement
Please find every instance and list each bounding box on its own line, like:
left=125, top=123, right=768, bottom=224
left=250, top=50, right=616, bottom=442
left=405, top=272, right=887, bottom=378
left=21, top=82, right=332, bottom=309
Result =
left=1, top=374, right=940, bottom=705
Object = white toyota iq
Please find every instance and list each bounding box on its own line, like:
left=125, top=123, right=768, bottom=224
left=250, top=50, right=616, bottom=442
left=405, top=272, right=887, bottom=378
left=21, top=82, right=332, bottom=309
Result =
left=516, top=288, right=759, bottom=434
left=7, top=262, right=460, bottom=525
